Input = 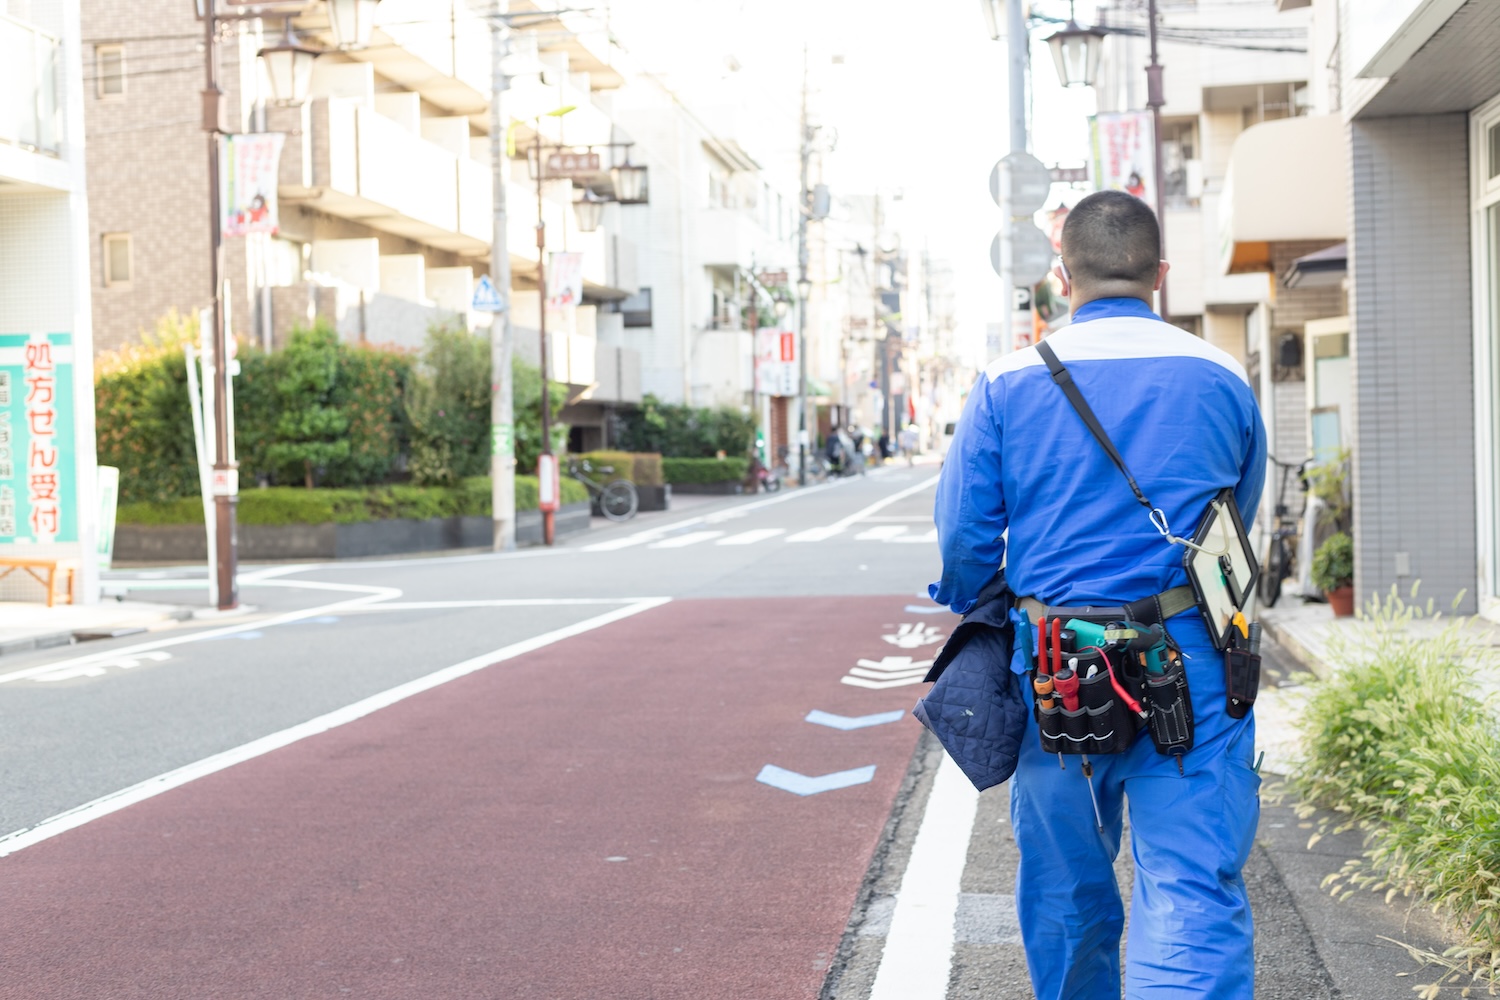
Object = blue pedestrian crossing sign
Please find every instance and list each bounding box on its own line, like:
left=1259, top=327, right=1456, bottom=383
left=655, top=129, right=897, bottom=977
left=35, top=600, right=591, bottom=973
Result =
left=472, top=274, right=505, bottom=313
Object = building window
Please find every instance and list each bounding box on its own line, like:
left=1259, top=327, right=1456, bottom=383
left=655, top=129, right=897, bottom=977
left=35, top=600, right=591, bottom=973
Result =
left=1490, top=122, right=1500, bottom=182
left=621, top=287, right=652, bottom=328
left=102, top=233, right=132, bottom=287
left=95, top=45, right=125, bottom=100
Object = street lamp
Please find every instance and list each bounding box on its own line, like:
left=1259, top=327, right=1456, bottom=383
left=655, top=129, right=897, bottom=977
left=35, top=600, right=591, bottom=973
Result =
left=797, top=276, right=812, bottom=301
left=326, top=0, right=379, bottom=49
left=610, top=162, right=649, bottom=204
left=572, top=189, right=604, bottom=233
left=979, top=0, right=1002, bottom=41
left=258, top=19, right=318, bottom=105
left=1046, top=5, right=1105, bottom=88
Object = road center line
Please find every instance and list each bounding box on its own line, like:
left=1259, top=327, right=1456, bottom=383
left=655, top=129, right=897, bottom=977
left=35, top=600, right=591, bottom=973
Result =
left=0, top=597, right=671, bottom=859
left=868, top=754, right=980, bottom=999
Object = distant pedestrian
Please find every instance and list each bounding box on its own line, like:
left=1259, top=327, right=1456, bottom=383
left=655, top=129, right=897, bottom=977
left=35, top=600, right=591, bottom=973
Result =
left=877, top=431, right=892, bottom=463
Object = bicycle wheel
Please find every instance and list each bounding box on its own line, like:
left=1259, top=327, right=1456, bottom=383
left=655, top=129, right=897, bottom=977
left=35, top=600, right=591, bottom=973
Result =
left=600, top=480, right=639, bottom=521
left=1260, top=535, right=1287, bottom=608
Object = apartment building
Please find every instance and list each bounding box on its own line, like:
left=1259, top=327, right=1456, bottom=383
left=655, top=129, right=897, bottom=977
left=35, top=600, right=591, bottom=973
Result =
left=1239, top=0, right=1500, bottom=618
left=0, top=0, right=102, bottom=600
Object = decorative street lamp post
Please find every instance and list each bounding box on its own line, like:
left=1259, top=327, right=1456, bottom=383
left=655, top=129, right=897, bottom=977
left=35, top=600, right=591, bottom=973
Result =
left=326, top=0, right=379, bottom=49
left=259, top=19, right=318, bottom=105
left=1045, top=5, right=1106, bottom=89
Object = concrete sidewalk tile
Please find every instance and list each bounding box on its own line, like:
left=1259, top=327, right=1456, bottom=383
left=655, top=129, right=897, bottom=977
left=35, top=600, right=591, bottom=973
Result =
left=0, top=600, right=193, bottom=658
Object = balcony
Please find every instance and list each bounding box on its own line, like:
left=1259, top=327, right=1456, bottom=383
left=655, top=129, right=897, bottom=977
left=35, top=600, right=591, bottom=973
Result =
left=0, top=14, right=59, bottom=156
left=279, top=98, right=491, bottom=256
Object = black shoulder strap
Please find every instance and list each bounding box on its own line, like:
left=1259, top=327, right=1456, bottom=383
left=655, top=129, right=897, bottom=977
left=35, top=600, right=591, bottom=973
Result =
left=1035, top=340, right=1154, bottom=513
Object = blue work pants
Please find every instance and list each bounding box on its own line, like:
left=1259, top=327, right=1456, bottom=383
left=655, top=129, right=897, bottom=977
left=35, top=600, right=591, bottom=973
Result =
left=1010, top=621, right=1260, bottom=999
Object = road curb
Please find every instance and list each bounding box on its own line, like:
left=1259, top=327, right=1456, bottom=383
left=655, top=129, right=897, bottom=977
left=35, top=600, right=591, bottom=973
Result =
left=1258, top=612, right=1329, bottom=680
left=0, top=606, right=195, bottom=660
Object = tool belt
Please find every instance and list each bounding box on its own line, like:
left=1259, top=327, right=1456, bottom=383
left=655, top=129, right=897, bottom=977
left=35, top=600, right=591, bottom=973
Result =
left=1026, top=605, right=1196, bottom=767
left=1017, top=585, right=1197, bottom=631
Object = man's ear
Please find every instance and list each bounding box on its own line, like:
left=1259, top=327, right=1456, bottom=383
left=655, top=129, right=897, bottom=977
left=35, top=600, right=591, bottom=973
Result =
left=1052, top=262, right=1072, bottom=298
left=1154, top=260, right=1171, bottom=291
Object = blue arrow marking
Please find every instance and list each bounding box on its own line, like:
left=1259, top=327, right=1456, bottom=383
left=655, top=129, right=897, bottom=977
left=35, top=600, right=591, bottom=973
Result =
left=756, top=763, right=877, bottom=796
left=805, top=709, right=907, bottom=731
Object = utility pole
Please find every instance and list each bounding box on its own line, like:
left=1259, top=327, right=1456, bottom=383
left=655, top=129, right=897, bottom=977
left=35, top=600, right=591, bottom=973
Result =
left=999, top=0, right=1028, bottom=358
left=1145, top=0, right=1170, bottom=322
left=489, top=2, right=516, bottom=551
left=202, top=1, right=237, bottom=610
left=536, top=138, right=555, bottom=546
left=796, top=46, right=812, bottom=486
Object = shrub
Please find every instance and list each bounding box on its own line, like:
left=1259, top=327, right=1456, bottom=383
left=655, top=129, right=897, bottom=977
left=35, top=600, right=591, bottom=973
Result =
left=407, top=322, right=491, bottom=486
left=615, top=394, right=754, bottom=457
left=513, top=356, right=570, bottom=474
left=662, top=457, right=748, bottom=484
left=576, top=450, right=636, bottom=482
left=1311, top=531, right=1354, bottom=592
left=116, top=476, right=587, bottom=526
left=264, top=321, right=351, bottom=488
left=1290, top=587, right=1500, bottom=987
left=630, top=452, right=664, bottom=487
left=94, top=311, right=200, bottom=503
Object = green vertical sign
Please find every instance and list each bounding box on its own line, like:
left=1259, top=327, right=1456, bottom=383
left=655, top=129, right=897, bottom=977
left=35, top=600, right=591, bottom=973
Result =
left=0, top=333, right=78, bottom=545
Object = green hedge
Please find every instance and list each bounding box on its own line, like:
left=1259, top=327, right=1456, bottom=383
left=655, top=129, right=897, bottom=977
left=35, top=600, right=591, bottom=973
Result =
left=662, top=457, right=748, bottom=484
left=614, top=394, right=754, bottom=458
left=630, top=453, right=664, bottom=487
left=117, top=476, right=586, bottom=526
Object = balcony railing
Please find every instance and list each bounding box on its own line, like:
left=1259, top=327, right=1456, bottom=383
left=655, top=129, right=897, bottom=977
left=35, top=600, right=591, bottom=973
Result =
left=0, top=14, right=59, bottom=155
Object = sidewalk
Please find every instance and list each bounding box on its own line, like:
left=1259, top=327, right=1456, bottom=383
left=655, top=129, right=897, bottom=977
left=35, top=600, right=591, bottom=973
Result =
left=0, top=600, right=194, bottom=658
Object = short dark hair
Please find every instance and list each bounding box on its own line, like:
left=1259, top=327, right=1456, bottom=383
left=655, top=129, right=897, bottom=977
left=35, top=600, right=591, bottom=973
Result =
left=1060, top=190, right=1161, bottom=287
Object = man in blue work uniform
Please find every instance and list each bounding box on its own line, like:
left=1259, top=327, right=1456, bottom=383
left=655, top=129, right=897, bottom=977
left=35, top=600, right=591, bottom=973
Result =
left=931, top=190, right=1266, bottom=999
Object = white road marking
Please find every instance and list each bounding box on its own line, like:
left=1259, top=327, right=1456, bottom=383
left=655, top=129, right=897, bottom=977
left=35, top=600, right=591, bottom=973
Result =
left=841, top=674, right=927, bottom=690
left=882, top=624, right=945, bottom=649
left=650, top=531, right=725, bottom=549
left=582, top=533, right=657, bottom=552
left=890, top=529, right=939, bottom=544
left=854, top=656, right=935, bottom=674
left=716, top=528, right=785, bottom=546
left=859, top=516, right=934, bottom=523
left=847, top=666, right=929, bottom=681
left=0, top=598, right=671, bottom=859
left=0, top=579, right=402, bottom=686
left=868, top=754, right=980, bottom=999
left=855, top=525, right=909, bottom=541
left=31, top=651, right=173, bottom=683
left=787, top=475, right=940, bottom=544
left=580, top=480, right=844, bottom=552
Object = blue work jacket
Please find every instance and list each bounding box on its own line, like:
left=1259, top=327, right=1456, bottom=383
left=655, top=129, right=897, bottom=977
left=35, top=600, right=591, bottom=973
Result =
left=930, top=298, right=1267, bottom=615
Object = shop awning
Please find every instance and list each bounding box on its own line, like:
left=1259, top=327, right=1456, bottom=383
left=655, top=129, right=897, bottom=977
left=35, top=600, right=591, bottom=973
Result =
left=1282, top=241, right=1347, bottom=288
left=1219, top=115, right=1348, bottom=275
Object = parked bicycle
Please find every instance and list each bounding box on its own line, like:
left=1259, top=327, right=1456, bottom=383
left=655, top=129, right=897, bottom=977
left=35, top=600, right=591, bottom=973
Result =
left=1259, top=455, right=1312, bottom=607
left=566, top=457, right=639, bottom=522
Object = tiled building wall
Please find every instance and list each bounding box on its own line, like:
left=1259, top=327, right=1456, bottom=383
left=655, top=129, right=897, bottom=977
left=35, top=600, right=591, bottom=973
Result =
left=1349, top=113, right=1477, bottom=611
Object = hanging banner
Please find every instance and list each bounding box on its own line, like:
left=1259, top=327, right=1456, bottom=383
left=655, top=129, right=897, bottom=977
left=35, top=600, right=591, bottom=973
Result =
left=221, top=133, right=286, bottom=237
left=546, top=252, right=584, bottom=310
left=755, top=326, right=798, bottom=397
left=1090, top=111, right=1156, bottom=209
left=0, top=333, right=78, bottom=545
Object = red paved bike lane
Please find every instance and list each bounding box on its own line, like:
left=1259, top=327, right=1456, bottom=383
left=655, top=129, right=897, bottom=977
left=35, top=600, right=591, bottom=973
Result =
left=0, top=597, right=941, bottom=1000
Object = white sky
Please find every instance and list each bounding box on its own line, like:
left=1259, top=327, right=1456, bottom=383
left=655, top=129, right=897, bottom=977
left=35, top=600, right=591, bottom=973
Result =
left=604, top=0, right=1108, bottom=360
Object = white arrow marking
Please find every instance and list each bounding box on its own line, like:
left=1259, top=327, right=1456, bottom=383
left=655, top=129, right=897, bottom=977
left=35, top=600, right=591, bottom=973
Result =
left=756, top=763, right=877, bottom=796
left=856, top=656, right=935, bottom=674
left=841, top=675, right=927, bottom=690
left=855, top=525, right=908, bottom=541
left=849, top=666, right=929, bottom=681
left=805, top=709, right=907, bottom=731
left=882, top=624, right=945, bottom=649
left=32, top=650, right=172, bottom=683
left=904, top=604, right=949, bottom=615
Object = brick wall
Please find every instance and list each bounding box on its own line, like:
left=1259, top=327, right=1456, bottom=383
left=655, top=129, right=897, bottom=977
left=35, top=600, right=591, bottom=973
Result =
left=1349, top=114, right=1477, bottom=611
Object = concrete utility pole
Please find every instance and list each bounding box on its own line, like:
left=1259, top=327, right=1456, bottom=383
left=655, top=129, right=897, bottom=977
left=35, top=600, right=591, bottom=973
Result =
left=998, top=0, right=1028, bottom=358
left=1145, top=0, right=1170, bottom=322
left=202, top=1, right=237, bottom=610
left=796, top=47, right=812, bottom=486
left=489, top=3, right=516, bottom=551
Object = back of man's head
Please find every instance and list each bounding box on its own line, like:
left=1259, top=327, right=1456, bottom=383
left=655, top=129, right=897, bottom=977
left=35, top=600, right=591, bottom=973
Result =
left=1059, top=190, right=1161, bottom=294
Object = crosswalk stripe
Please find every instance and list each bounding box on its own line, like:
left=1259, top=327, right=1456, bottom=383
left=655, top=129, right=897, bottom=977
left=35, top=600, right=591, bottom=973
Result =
left=855, top=525, right=909, bottom=541
left=716, top=528, right=785, bottom=546
left=650, top=531, right=725, bottom=549
left=890, top=529, right=938, bottom=544
left=582, top=533, right=657, bottom=552
left=786, top=526, right=843, bottom=543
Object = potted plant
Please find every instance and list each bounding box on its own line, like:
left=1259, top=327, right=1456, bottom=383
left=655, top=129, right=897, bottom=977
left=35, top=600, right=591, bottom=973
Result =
left=1311, top=531, right=1355, bottom=616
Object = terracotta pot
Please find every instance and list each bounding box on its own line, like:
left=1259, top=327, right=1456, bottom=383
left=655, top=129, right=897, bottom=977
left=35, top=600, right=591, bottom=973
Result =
left=1326, top=585, right=1355, bottom=618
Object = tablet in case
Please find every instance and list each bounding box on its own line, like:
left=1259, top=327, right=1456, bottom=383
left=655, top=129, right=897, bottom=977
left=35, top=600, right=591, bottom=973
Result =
left=1184, top=488, right=1260, bottom=651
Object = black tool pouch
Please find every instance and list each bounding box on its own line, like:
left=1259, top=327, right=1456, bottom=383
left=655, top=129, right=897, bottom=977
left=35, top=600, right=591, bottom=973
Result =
left=1034, top=649, right=1145, bottom=756
left=1143, top=655, right=1194, bottom=757
left=1224, top=645, right=1261, bottom=720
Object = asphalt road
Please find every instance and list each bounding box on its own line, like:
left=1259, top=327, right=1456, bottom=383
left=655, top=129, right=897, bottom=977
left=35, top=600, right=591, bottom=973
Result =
left=0, top=465, right=1402, bottom=998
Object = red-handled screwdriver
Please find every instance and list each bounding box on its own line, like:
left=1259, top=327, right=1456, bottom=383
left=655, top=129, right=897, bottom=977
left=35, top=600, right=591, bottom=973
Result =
left=1053, top=666, right=1080, bottom=712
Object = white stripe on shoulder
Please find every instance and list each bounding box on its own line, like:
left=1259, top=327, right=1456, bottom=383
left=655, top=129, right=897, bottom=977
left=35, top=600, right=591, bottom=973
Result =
left=982, top=316, right=1249, bottom=385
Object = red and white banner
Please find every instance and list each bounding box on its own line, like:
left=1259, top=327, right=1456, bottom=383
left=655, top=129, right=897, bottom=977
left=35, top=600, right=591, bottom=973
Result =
left=221, top=133, right=285, bottom=237
left=1090, top=112, right=1156, bottom=209
left=547, top=252, right=584, bottom=310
